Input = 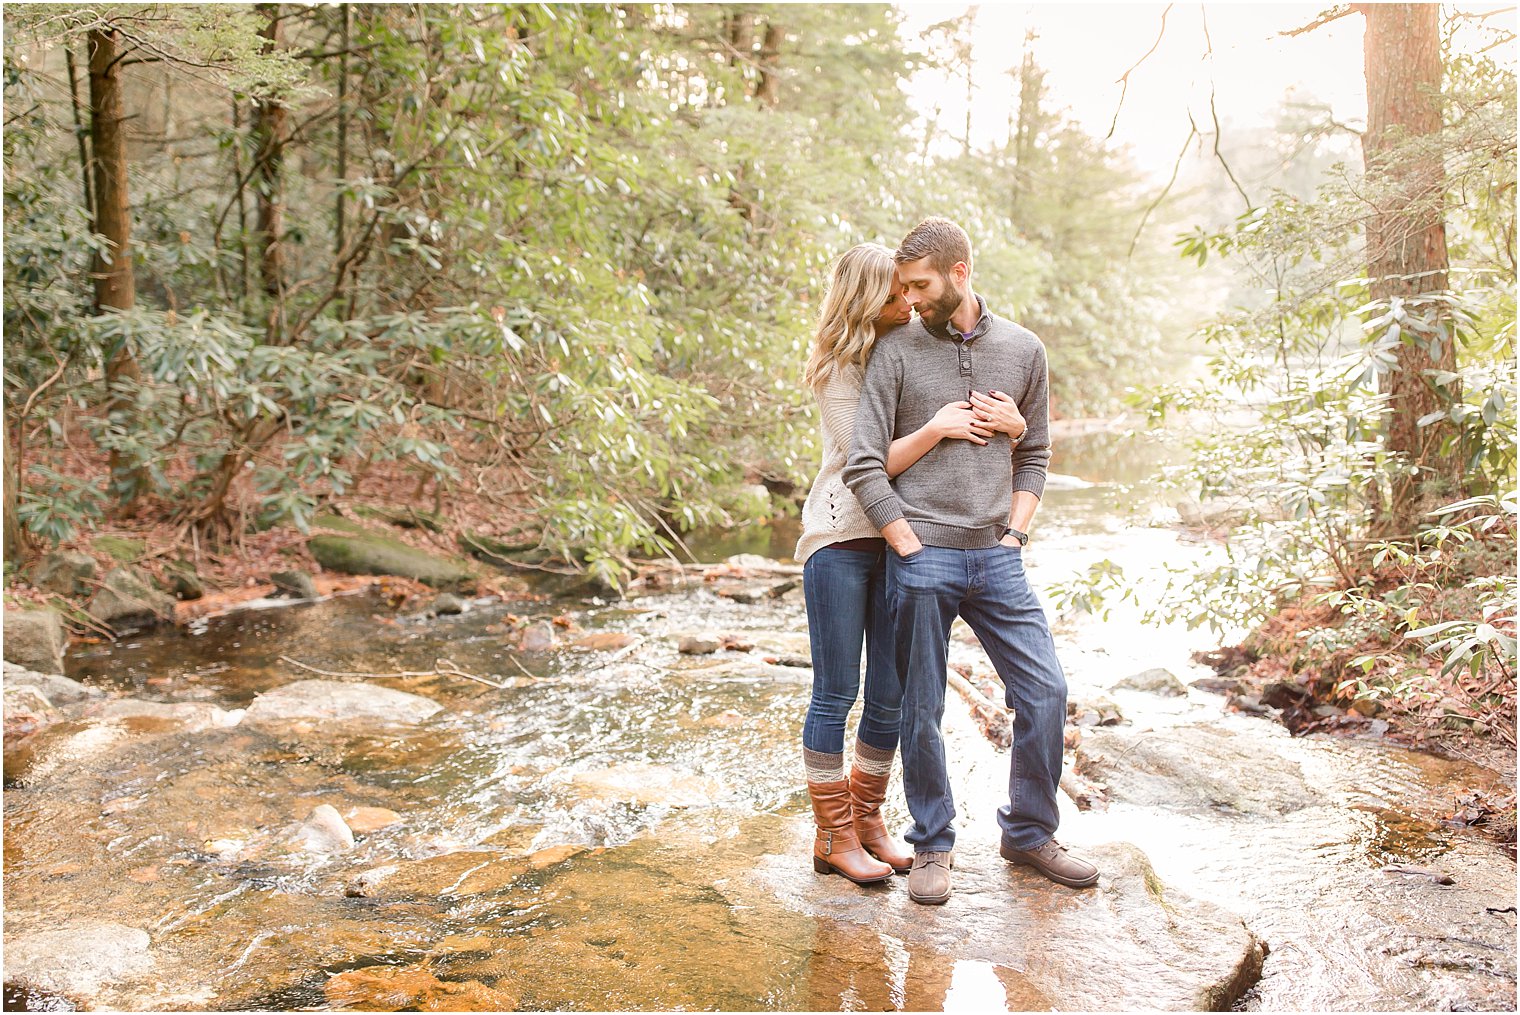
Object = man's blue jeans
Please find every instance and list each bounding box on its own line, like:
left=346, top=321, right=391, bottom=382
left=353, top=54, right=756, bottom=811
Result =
left=886, top=544, right=1067, bottom=853
left=801, top=544, right=902, bottom=755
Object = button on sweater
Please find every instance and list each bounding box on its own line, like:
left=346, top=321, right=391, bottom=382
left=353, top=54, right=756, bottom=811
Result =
left=843, top=296, right=1052, bottom=549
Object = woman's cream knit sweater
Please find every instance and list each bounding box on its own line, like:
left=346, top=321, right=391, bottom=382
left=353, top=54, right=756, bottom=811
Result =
left=794, top=364, right=884, bottom=563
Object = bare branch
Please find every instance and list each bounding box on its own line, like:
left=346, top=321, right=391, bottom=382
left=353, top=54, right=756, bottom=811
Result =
left=1106, top=3, right=1172, bottom=142
left=1279, top=5, right=1357, bottom=38
left=1129, top=124, right=1197, bottom=259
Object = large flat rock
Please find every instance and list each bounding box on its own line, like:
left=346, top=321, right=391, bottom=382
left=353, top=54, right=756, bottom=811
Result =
left=242, top=679, right=443, bottom=727
left=753, top=832, right=1265, bottom=1011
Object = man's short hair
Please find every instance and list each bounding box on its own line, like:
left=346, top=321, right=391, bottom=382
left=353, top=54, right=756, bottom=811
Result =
left=895, top=217, right=972, bottom=275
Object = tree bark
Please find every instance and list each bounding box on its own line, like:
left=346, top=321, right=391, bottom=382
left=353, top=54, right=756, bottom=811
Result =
left=88, top=27, right=145, bottom=503
left=755, top=23, right=782, bottom=107
left=253, top=3, right=288, bottom=341
left=1358, top=3, right=1459, bottom=535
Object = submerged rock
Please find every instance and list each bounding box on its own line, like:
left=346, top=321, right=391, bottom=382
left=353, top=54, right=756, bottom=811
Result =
left=343, top=805, right=403, bottom=835
left=678, top=636, right=720, bottom=655
left=3, top=608, right=69, bottom=674
left=569, top=762, right=723, bottom=808
left=324, top=964, right=520, bottom=1012
left=243, top=679, right=443, bottom=727
left=4, top=920, right=154, bottom=999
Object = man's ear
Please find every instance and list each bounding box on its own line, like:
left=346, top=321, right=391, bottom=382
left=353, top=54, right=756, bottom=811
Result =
left=953, top=261, right=969, bottom=286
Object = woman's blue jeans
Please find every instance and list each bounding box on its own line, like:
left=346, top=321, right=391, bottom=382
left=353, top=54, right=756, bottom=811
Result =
left=801, top=544, right=903, bottom=756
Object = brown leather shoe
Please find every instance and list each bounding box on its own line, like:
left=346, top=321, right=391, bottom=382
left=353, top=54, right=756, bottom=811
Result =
left=999, top=837, right=1098, bottom=888
left=807, top=779, right=893, bottom=884
left=849, top=763, right=912, bottom=874
left=907, top=850, right=953, bottom=904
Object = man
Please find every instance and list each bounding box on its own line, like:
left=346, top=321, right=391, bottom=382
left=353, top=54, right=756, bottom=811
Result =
left=842, top=216, right=1096, bottom=905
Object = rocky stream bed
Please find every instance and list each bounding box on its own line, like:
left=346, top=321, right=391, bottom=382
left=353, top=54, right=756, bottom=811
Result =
left=3, top=432, right=1513, bottom=1012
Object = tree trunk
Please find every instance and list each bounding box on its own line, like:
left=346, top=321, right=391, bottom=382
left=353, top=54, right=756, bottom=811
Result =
left=253, top=3, right=288, bottom=341
left=88, top=27, right=145, bottom=503
left=755, top=23, right=782, bottom=107
left=4, top=429, right=24, bottom=567
left=1358, top=3, right=1459, bottom=536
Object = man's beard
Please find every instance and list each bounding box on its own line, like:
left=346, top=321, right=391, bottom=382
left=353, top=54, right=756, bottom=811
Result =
left=918, top=278, right=964, bottom=328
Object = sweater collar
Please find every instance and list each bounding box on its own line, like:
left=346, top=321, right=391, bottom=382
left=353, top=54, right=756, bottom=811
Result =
left=925, top=292, right=991, bottom=343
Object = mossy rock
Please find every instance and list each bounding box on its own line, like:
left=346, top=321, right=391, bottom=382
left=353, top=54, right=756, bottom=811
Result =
left=94, top=536, right=147, bottom=563
left=353, top=504, right=445, bottom=534
left=308, top=533, right=476, bottom=591
left=311, top=513, right=379, bottom=536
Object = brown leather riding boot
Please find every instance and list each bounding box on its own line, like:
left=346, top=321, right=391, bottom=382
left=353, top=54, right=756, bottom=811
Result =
left=849, top=759, right=912, bottom=874
left=807, top=779, right=893, bottom=884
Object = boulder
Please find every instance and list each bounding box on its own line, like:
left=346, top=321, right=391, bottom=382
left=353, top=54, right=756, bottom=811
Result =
left=431, top=593, right=466, bottom=616
left=164, top=560, right=204, bottom=601
left=4, top=684, right=56, bottom=738
left=243, top=679, right=443, bottom=727
left=30, top=550, right=97, bottom=596
left=678, top=636, right=720, bottom=655
left=3, top=920, right=154, bottom=999
left=3, top=608, right=68, bottom=674
left=308, top=532, right=476, bottom=591
left=2, top=663, right=105, bottom=705
left=1112, top=667, right=1188, bottom=697
left=84, top=699, right=242, bottom=733
left=87, top=567, right=175, bottom=631
left=1076, top=723, right=1325, bottom=817
left=518, top=621, right=556, bottom=652
left=289, top=804, right=355, bottom=854
left=1067, top=696, right=1124, bottom=727
left=270, top=570, right=318, bottom=599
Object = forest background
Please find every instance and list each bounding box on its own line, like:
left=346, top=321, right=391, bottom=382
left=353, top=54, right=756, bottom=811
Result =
left=3, top=5, right=1516, bottom=758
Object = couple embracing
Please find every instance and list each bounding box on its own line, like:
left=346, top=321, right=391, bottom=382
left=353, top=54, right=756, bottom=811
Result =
left=795, top=216, right=1097, bottom=906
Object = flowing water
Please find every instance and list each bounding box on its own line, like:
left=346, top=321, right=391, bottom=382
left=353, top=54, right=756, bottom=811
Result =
left=4, top=430, right=1514, bottom=1011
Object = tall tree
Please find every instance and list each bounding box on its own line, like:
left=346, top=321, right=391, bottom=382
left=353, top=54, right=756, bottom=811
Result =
left=252, top=3, right=288, bottom=341
left=1357, top=2, right=1460, bottom=534
left=87, top=26, right=144, bottom=500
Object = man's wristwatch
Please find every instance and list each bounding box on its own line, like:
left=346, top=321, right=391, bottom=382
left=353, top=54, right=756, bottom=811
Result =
left=1002, top=527, right=1029, bottom=546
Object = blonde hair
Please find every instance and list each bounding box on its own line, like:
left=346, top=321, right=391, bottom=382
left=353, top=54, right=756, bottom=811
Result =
left=804, top=243, right=898, bottom=392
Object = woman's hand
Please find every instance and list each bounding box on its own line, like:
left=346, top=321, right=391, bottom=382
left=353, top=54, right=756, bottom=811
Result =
left=970, top=390, right=1026, bottom=440
left=929, top=400, right=993, bottom=446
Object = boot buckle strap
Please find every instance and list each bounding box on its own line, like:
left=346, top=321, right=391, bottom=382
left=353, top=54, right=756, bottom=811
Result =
left=824, top=830, right=834, bottom=856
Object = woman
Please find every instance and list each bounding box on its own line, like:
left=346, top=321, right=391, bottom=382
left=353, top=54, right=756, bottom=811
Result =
left=796, top=243, right=994, bottom=885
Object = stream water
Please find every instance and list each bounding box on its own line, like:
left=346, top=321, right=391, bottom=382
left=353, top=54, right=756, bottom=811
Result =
left=4, top=430, right=1514, bottom=1011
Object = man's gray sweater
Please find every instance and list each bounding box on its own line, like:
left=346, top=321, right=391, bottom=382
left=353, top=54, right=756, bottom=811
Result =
left=843, top=295, right=1052, bottom=549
